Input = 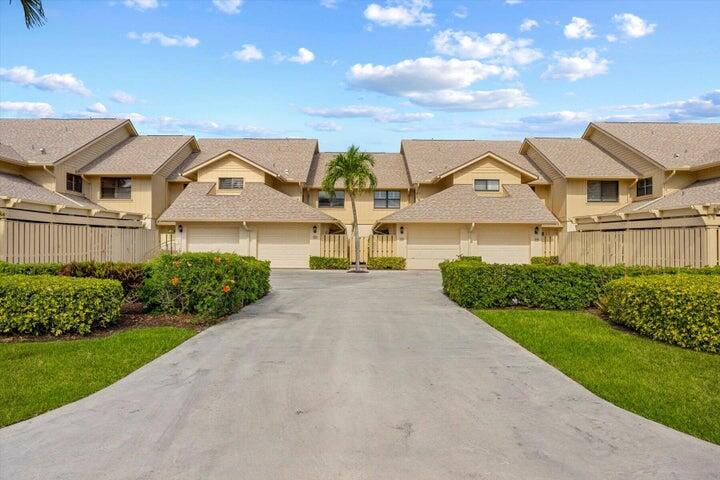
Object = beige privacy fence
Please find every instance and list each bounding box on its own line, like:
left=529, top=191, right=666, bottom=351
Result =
left=320, top=234, right=397, bottom=263
left=0, top=219, right=160, bottom=264
left=559, top=227, right=720, bottom=267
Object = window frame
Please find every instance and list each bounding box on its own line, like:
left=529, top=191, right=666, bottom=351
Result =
left=587, top=180, right=619, bottom=203
left=636, top=177, right=653, bottom=197
left=100, top=177, right=132, bottom=200
left=218, top=177, right=244, bottom=190
left=474, top=179, right=500, bottom=192
left=373, top=190, right=401, bottom=209
left=318, top=190, right=345, bottom=208
left=66, top=173, right=83, bottom=194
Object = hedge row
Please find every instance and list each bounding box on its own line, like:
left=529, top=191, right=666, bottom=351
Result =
left=367, top=257, right=406, bottom=270
left=309, top=256, right=350, bottom=270
left=138, top=253, right=271, bottom=319
left=0, top=275, right=123, bottom=335
left=440, top=260, right=720, bottom=310
left=606, top=275, right=720, bottom=353
left=530, top=256, right=559, bottom=265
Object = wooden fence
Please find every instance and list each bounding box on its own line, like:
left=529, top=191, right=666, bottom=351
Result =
left=320, top=234, right=396, bottom=263
left=0, top=219, right=160, bottom=264
left=559, top=227, right=720, bottom=267
left=542, top=230, right=559, bottom=257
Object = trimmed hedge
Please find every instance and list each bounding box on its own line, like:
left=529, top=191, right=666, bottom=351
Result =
left=309, top=256, right=350, bottom=270
left=531, top=256, right=559, bottom=265
left=440, top=260, right=720, bottom=310
left=0, top=275, right=123, bottom=335
left=367, top=256, right=406, bottom=270
left=606, top=275, right=720, bottom=353
left=0, top=261, right=62, bottom=276
left=59, top=261, right=147, bottom=295
left=139, top=253, right=270, bottom=319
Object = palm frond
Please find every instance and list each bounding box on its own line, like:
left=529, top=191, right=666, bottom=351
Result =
left=11, top=0, right=46, bottom=29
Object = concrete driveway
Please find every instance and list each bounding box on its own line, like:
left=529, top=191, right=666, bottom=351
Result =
left=1, top=270, right=718, bottom=479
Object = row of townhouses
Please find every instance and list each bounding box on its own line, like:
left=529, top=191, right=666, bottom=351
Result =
left=0, top=118, right=718, bottom=268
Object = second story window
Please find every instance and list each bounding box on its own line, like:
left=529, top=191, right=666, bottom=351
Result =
left=100, top=177, right=131, bottom=199
left=318, top=190, right=345, bottom=208
left=66, top=173, right=83, bottom=193
left=218, top=177, right=244, bottom=190
left=474, top=179, right=500, bottom=192
left=637, top=177, right=653, bottom=197
left=374, top=190, right=401, bottom=209
left=587, top=180, right=619, bottom=202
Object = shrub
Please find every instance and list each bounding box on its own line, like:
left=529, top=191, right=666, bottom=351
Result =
left=58, top=261, right=147, bottom=296
left=138, top=253, right=270, bottom=319
left=531, top=256, right=559, bottom=265
left=440, top=260, right=720, bottom=310
left=0, top=275, right=123, bottom=335
left=457, top=256, right=483, bottom=263
left=367, top=256, right=406, bottom=270
left=605, top=275, right=720, bottom=353
left=0, top=261, right=62, bottom=276
left=309, top=256, right=350, bottom=270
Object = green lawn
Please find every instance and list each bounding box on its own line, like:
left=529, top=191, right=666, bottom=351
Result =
left=476, top=309, right=720, bottom=445
left=0, top=327, right=196, bottom=427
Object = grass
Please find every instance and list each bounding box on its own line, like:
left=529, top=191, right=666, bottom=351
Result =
left=0, top=327, right=196, bottom=427
left=476, top=309, right=720, bottom=445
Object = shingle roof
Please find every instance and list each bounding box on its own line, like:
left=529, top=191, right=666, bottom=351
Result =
left=0, top=119, right=128, bottom=165
left=611, top=176, right=720, bottom=215
left=171, top=138, right=318, bottom=182
left=0, top=143, right=24, bottom=164
left=377, top=184, right=558, bottom=225
left=400, top=140, right=549, bottom=185
left=157, top=182, right=338, bottom=223
left=80, top=135, right=194, bottom=175
left=306, top=152, right=410, bottom=189
left=526, top=138, right=638, bottom=178
left=0, top=172, right=105, bottom=210
left=592, top=122, right=720, bottom=170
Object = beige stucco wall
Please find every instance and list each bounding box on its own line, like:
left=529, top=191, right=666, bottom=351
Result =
left=307, top=189, right=410, bottom=227
left=564, top=178, right=632, bottom=220
left=167, top=182, right=187, bottom=207
left=85, top=175, right=152, bottom=216
left=452, top=157, right=522, bottom=189
left=196, top=155, right=269, bottom=192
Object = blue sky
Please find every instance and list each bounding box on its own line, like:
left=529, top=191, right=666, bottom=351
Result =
left=1, top=0, right=719, bottom=151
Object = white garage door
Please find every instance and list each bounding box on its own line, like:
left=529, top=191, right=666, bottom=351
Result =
left=257, top=224, right=310, bottom=268
left=407, top=224, right=461, bottom=269
left=475, top=225, right=530, bottom=264
left=187, top=225, right=241, bottom=254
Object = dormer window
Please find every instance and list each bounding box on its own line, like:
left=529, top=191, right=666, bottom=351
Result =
left=66, top=173, right=83, bottom=193
left=218, top=177, right=244, bottom=190
left=474, top=179, right=500, bottom=192
left=636, top=177, right=653, bottom=197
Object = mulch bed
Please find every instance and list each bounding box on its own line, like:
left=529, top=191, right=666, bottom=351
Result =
left=1, top=302, right=220, bottom=343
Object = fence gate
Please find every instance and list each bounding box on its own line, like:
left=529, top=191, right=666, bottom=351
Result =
left=320, top=234, right=396, bottom=263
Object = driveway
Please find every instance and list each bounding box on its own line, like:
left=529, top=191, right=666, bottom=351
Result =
left=1, top=270, right=718, bottom=479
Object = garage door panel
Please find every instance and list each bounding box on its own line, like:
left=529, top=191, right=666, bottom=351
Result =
left=475, top=225, right=530, bottom=264
left=257, top=224, right=310, bottom=269
left=187, top=225, right=242, bottom=254
left=407, top=225, right=461, bottom=270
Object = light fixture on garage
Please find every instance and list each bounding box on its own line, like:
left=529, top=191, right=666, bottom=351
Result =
left=178, top=224, right=183, bottom=233
left=400, top=226, right=404, bottom=235
left=313, top=225, right=318, bottom=234
left=534, top=226, right=539, bottom=235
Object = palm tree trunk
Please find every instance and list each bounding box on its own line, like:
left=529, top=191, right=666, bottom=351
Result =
left=350, top=194, right=361, bottom=272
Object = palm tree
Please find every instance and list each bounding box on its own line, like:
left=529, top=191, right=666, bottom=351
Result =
left=322, top=145, right=377, bottom=272
left=11, top=0, right=46, bottom=28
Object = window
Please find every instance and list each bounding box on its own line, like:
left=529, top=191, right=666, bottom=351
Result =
left=218, top=177, right=244, bottom=190
left=318, top=190, right=345, bottom=208
left=637, top=177, right=653, bottom=197
left=100, top=177, right=131, bottom=199
left=587, top=180, right=619, bottom=202
left=474, top=179, right=500, bottom=192
left=374, top=190, right=401, bottom=209
left=66, top=173, right=82, bottom=193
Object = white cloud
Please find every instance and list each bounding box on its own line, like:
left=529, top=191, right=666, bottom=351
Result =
left=307, top=121, right=343, bottom=132
left=127, top=32, right=200, bottom=48
left=232, top=44, right=263, bottom=62
left=0, top=101, right=55, bottom=117
left=213, top=0, right=243, bottom=15
left=542, top=48, right=609, bottom=81
left=432, top=30, right=543, bottom=65
left=606, top=34, right=618, bottom=43
left=364, top=0, right=434, bottom=28
left=563, top=17, right=595, bottom=39
left=519, top=18, right=538, bottom=32
left=110, top=90, right=136, bottom=104
left=132, top=115, right=273, bottom=136
left=302, top=104, right=433, bottom=122
left=320, top=0, right=339, bottom=8
left=123, top=0, right=158, bottom=11
left=612, top=13, right=656, bottom=39
left=279, top=47, right=316, bottom=64
left=611, top=90, right=720, bottom=120
left=402, top=88, right=533, bottom=111
left=505, top=0, right=522, bottom=5
left=0, top=66, right=91, bottom=96
left=453, top=6, right=468, bottom=19
left=86, top=102, right=107, bottom=114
